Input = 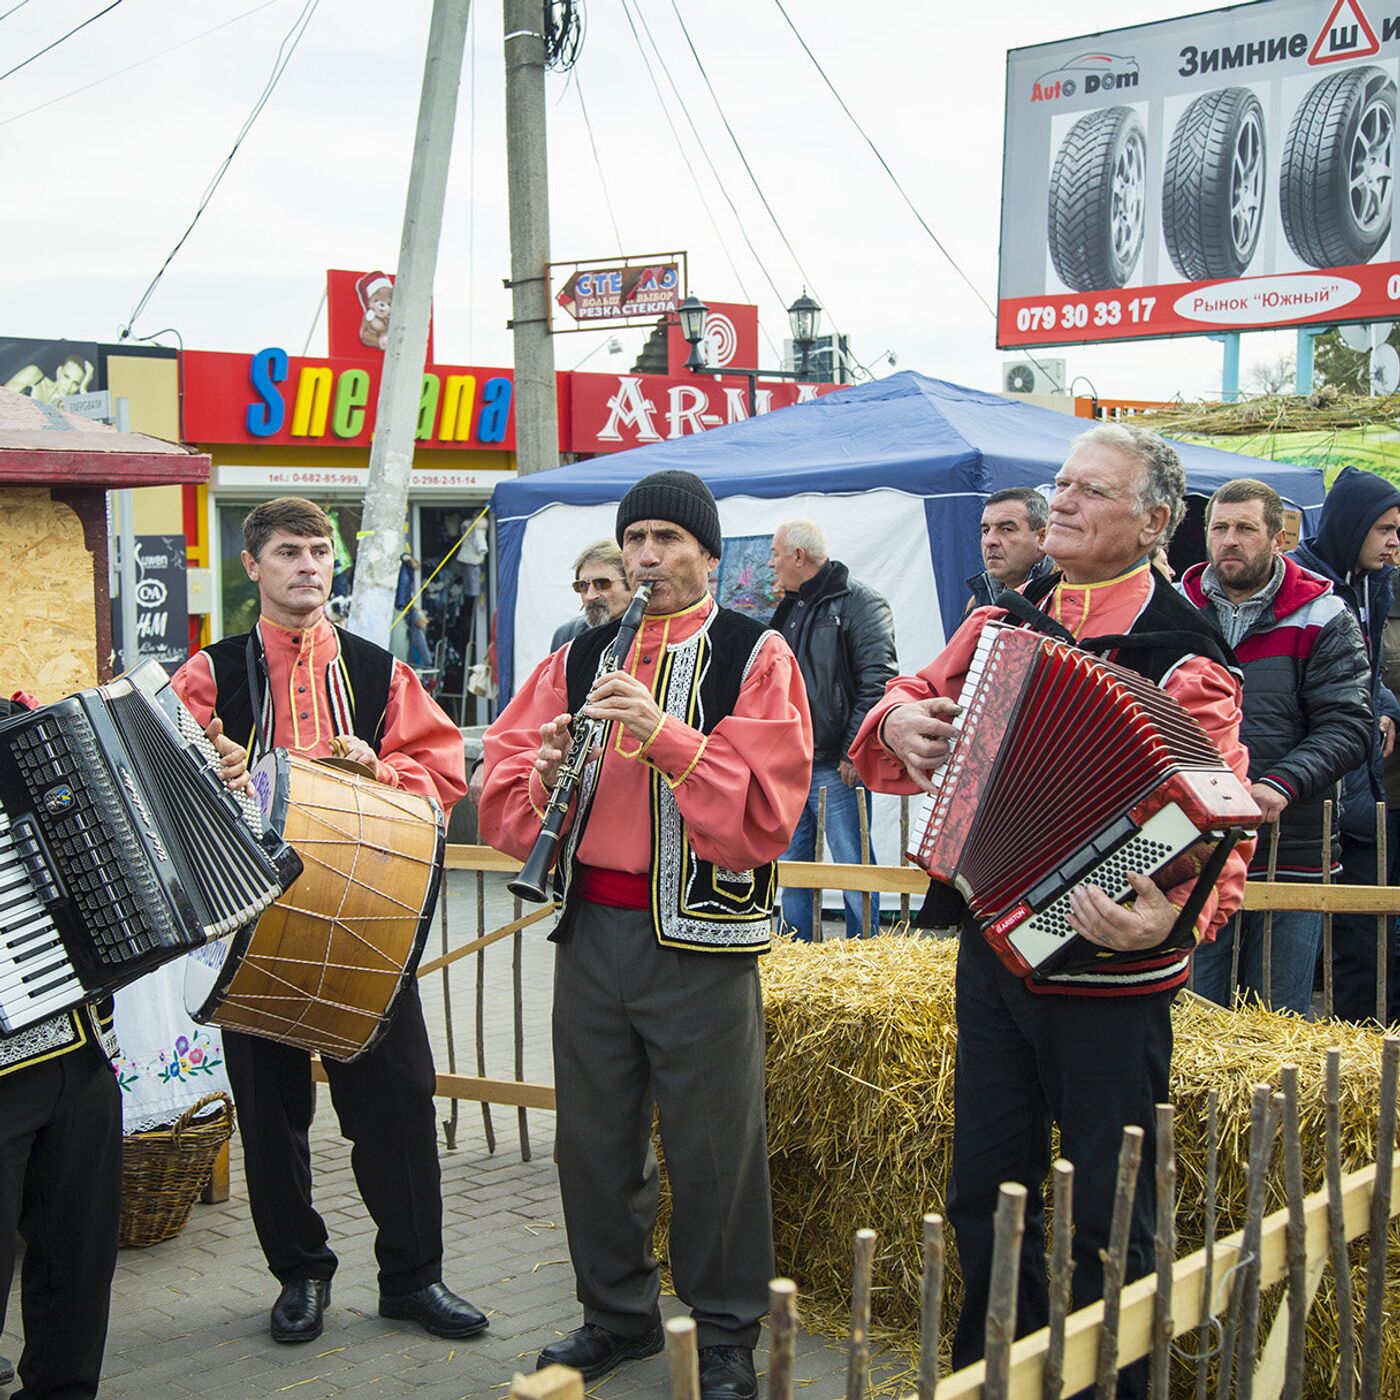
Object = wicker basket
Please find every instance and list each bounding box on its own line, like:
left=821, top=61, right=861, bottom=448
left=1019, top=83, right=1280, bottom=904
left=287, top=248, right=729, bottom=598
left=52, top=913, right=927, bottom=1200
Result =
left=119, top=1090, right=235, bottom=1249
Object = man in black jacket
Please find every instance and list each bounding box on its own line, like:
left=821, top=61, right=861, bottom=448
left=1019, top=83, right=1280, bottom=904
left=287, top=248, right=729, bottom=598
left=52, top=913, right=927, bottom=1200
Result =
left=1181, top=479, right=1372, bottom=1014
left=770, top=521, right=897, bottom=938
left=1289, top=465, right=1400, bottom=1021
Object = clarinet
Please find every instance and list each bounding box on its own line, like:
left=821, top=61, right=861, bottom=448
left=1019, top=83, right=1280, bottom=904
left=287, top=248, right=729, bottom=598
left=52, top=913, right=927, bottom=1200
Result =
left=507, top=581, right=655, bottom=902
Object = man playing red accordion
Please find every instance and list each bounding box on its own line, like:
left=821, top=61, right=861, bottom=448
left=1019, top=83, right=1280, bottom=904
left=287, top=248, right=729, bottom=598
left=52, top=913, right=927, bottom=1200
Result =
left=851, top=426, right=1253, bottom=1399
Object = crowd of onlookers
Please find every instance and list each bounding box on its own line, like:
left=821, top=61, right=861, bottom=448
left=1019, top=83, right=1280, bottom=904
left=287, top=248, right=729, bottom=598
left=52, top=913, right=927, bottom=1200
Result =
left=533, top=464, right=1400, bottom=1025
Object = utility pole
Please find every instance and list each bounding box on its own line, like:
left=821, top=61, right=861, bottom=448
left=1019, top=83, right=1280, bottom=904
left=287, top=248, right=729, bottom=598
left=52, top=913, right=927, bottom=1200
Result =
left=503, top=0, right=559, bottom=476
left=348, top=0, right=471, bottom=645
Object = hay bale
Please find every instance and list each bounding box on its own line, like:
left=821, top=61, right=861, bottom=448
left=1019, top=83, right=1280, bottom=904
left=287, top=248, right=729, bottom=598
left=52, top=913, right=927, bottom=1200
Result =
left=750, top=934, right=1397, bottom=1396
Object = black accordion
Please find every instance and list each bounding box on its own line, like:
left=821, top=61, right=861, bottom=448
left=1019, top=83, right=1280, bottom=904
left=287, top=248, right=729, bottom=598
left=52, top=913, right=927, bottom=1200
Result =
left=0, top=662, right=300, bottom=1033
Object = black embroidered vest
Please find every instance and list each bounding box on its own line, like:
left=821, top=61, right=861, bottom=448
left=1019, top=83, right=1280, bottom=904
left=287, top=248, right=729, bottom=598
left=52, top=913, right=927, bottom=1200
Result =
left=553, top=606, right=778, bottom=953
left=203, top=623, right=395, bottom=758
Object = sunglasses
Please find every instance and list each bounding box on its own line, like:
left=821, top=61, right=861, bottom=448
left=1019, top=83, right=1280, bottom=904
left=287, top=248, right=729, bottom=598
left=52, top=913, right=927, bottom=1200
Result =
left=572, top=576, right=620, bottom=594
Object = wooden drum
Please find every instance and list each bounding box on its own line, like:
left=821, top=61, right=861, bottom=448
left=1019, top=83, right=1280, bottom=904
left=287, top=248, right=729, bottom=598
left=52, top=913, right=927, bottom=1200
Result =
left=185, top=751, right=444, bottom=1062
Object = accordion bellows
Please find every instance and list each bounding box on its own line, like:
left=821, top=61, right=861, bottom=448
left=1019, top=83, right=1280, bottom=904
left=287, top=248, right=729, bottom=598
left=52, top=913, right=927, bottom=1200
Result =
left=908, top=622, right=1260, bottom=979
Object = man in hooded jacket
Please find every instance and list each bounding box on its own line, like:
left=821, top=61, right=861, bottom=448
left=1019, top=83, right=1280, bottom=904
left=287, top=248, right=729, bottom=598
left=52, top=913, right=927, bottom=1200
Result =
left=1289, top=465, right=1400, bottom=1021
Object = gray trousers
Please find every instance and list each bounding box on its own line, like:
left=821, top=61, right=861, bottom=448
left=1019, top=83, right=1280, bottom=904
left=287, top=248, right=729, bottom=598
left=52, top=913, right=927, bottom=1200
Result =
left=553, top=901, right=774, bottom=1348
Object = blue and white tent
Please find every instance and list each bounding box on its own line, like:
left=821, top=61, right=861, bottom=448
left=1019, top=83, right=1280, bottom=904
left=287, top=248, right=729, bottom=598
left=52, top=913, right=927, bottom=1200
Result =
left=491, top=371, right=1325, bottom=700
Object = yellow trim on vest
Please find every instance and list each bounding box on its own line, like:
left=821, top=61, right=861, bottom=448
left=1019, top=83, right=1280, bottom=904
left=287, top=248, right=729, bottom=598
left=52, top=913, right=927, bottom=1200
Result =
left=0, top=1011, right=87, bottom=1079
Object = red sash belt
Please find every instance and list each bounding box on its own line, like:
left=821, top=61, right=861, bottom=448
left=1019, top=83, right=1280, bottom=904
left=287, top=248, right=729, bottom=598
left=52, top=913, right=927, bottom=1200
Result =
left=577, top=864, right=651, bottom=910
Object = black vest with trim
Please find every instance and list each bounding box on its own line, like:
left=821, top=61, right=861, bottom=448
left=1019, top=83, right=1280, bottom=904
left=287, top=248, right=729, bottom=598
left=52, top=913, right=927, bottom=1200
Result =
left=0, top=999, right=115, bottom=1078
left=553, top=605, right=778, bottom=953
left=203, top=623, right=395, bottom=757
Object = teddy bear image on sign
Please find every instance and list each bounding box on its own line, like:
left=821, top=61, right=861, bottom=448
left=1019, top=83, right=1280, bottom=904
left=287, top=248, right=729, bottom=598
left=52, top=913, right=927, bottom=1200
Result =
left=356, top=270, right=394, bottom=351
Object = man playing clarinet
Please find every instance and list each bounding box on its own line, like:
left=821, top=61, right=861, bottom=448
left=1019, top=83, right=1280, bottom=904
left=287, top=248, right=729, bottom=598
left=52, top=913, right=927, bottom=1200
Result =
left=171, top=497, right=486, bottom=1347
left=850, top=427, right=1252, bottom=1400
left=479, top=470, right=812, bottom=1400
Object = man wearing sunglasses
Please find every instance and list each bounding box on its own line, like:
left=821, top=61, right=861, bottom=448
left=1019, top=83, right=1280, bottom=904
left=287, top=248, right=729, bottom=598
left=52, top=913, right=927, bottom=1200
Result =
left=551, top=540, right=633, bottom=649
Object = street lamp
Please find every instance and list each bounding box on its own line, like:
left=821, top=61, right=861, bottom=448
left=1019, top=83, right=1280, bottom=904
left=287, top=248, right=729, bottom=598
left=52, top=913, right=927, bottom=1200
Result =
left=677, top=291, right=825, bottom=413
left=676, top=295, right=709, bottom=371
left=787, top=291, right=822, bottom=377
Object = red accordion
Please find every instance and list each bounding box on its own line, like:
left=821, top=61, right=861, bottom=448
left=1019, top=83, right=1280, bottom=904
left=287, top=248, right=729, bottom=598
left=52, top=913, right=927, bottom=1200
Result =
left=906, top=622, right=1260, bottom=979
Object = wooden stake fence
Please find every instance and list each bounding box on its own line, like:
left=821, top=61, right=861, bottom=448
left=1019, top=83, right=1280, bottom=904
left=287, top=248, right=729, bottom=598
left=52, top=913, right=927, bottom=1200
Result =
left=505, top=1042, right=1400, bottom=1400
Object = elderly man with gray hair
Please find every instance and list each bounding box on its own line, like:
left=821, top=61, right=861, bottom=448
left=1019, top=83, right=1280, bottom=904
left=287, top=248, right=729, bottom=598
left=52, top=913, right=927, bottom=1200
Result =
left=850, top=424, right=1251, bottom=1398
left=769, top=519, right=897, bottom=938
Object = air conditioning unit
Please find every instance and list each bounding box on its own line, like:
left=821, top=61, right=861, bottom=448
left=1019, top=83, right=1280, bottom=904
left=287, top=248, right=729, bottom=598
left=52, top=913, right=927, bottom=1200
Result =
left=1003, top=357, right=1066, bottom=396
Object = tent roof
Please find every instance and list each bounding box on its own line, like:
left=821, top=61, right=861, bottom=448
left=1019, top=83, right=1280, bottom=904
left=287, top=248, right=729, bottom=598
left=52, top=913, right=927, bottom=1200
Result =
left=492, top=371, right=1328, bottom=516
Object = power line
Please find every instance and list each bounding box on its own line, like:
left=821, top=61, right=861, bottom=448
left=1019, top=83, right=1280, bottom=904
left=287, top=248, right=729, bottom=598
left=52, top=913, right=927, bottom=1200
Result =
left=619, top=0, right=783, bottom=359
left=664, top=0, right=840, bottom=345
left=0, top=0, right=286, bottom=129
left=771, top=0, right=995, bottom=322
left=0, top=1, right=35, bottom=25
left=120, top=0, right=321, bottom=339
left=0, top=0, right=123, bottom=84
left=574, top=73, right=623, bottom=250
left=770, top=0, right=1061, bottom=389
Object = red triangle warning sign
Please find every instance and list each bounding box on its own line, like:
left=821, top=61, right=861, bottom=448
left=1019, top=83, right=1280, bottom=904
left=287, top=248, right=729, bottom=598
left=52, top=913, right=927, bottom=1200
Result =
left=1309, top=0, right=1381, bottom=64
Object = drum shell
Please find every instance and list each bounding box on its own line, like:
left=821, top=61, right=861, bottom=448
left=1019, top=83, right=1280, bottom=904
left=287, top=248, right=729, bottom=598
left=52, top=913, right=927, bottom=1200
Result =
left=186, top=753, right=444, bottom=1062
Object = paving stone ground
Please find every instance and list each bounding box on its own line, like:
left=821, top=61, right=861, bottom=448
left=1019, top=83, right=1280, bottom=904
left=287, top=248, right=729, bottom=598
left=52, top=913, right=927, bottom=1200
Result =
left=2, top=872, right=892, bottom=1400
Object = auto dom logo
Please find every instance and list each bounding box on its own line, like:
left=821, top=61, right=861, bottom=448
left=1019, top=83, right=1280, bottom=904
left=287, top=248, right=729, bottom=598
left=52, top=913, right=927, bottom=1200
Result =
left=1032, top=52, right=1140, bottom=102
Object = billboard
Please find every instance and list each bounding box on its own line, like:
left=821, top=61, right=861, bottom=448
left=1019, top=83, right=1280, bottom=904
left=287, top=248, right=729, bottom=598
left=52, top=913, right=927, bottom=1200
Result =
left=999, top=0, right=1400, bottom=348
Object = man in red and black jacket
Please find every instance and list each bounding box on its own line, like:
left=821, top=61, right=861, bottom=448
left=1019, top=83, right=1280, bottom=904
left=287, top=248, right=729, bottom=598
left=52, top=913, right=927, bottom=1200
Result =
left=852, top=426, right=1252, bottom=1399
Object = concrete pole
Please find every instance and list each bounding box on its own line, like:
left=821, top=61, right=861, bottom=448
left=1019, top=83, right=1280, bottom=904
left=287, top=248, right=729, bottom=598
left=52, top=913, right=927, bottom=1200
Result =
left=504, top=0, right=559, bottom=476
left=348, top=0, right=471, bottom=645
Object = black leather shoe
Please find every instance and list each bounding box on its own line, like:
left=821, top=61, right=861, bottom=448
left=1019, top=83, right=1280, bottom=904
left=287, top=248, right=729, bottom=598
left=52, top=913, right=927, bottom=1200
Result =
left=0, top=1353, right=13, bottom=1386
left=699, top=1345, right=757, bottom=1400
left=270, top=1279, right=330, bottom=1344
left=537, top=1321, right=664, bottom=1380
left=379, top=1281, right=489, bottom=1338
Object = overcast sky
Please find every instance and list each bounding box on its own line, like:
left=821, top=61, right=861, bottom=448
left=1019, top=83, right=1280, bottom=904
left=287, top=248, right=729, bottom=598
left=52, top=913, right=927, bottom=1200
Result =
left=1, top=0, right=1298, bottom=403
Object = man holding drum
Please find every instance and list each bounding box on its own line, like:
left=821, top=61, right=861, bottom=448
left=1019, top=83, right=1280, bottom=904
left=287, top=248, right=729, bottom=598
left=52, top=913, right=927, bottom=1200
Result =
left=480, top=471, right=812, bottom=1400
left=171, top=497, right=484, bottom=1346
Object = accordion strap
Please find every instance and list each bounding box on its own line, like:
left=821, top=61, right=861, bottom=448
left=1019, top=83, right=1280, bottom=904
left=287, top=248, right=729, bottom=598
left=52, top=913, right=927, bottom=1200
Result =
left=992, top=587, right=1077, bottom=643
left=995, top=590, right=1238, bottom=675
left=1074, top=629, right=1238, bottom=674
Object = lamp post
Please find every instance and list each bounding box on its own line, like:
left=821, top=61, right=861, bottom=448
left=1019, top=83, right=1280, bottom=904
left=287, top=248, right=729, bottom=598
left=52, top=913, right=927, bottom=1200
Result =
left=677, top=291, right=824, bottom=415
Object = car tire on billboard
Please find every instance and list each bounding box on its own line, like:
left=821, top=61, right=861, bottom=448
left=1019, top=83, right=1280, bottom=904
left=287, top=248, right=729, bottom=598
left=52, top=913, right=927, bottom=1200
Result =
left=1281, top=65, right=1396, bottom=269
left=1047, top=106, right=1147, bottom=291
left=1162, top=87, right=1266, bottom=280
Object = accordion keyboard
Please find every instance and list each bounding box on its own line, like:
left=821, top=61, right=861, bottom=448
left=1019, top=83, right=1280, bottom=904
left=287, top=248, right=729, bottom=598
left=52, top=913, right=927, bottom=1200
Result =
left=0, top=667, right=299, bottom=1034
left=907, top=621, right=1003, bottom=863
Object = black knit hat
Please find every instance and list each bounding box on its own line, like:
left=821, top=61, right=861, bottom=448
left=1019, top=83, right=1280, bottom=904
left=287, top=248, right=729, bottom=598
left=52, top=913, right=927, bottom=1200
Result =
left=615, top=469, right=723, bottom=558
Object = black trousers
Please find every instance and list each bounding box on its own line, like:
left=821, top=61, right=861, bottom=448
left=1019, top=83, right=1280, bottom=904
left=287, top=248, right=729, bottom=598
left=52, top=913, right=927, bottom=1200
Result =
left=222, top=982, right=443, bottom=1297
left=552, top=902, right=774, bottom=1349
left=1330, top=824, right=1400, bottom=1024
left=0, top=1038, right=121, bottom=1400
left=947, top=925, right=1169, bottom=1400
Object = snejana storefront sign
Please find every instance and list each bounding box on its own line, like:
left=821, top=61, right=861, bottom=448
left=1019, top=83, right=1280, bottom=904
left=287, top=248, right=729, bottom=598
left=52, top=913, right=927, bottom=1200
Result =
left=999, top=0, right=1400, bottom=347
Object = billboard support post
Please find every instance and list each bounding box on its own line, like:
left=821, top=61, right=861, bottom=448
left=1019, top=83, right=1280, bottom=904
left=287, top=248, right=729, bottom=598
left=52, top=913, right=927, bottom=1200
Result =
left=1211, top=333, right=1242, bottom=403
left=1297, top=329, right=1317, bottom=395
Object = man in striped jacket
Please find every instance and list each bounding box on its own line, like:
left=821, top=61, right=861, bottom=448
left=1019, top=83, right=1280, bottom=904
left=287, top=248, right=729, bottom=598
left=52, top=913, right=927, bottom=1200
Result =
left=1181, top=478, right=1372, bottom=1015
left=852, top=426, right=1251, bottom=1399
